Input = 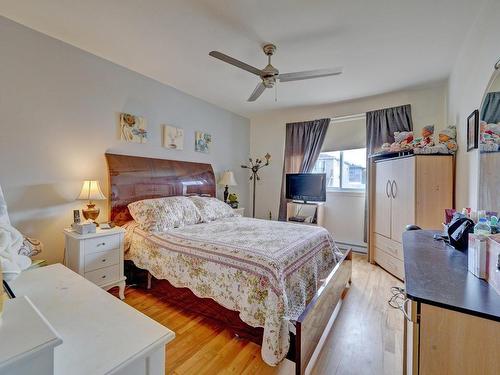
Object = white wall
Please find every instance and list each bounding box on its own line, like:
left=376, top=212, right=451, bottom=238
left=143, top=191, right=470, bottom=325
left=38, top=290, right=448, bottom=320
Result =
left=250, top=83, right=447, bottom=247
left=447, top=0, right=500, bottom=211
left=0, top=17, right=250, bottom=264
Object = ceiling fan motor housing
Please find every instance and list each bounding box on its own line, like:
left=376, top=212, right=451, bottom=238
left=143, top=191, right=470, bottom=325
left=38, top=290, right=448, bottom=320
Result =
left=261, top=44, right=279, bottom=87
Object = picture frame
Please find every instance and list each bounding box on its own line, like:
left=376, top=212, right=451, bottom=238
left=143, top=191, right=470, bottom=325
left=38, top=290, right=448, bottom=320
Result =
left=194, top=131, right=212, bottom=153
left=119, top=113, right=147, bottom=143
left=467, top=109, right=479, bottom=151
left=73, top=209, right=81, bottom=224
left=163, top=125, right=184, bottom=150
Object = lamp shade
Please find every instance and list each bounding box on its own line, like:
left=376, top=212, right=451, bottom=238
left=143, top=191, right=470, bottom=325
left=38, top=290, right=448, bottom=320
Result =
left=77, top=180, right=106, bottom=201
left=219, top=171, right=237, bottom=186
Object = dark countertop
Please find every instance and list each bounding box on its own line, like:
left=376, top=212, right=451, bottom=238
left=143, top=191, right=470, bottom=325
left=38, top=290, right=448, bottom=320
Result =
left=403, top=230, right=500, bottom=322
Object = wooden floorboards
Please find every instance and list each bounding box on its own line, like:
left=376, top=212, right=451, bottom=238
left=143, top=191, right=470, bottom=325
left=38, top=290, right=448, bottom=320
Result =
left=121, top=253, right=403, bottom=374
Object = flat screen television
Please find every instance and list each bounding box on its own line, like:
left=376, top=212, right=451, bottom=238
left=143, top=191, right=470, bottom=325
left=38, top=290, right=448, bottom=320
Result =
left=286, top=173, right=326, bottom=203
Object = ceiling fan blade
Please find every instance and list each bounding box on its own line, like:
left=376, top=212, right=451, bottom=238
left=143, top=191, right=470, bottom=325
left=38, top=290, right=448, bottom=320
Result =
left=247, top=82, right=266, bottom=102
left=209, top=51, right=263, bottom=76
left=278, top=67, right=343, bottom=82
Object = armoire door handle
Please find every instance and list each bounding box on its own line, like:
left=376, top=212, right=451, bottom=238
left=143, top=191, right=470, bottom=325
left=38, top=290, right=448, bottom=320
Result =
left=386, top=180, right=391, bottom=198
left=391, top=180, right=397, bottom=199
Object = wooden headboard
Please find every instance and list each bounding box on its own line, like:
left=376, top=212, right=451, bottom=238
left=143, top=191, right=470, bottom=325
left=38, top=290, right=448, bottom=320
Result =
left=105, top=153, right=216, bottom=225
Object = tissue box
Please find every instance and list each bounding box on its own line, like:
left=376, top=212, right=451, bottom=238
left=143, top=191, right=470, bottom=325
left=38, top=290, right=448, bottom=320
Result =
left=486, top=235, right=500, bottom=295
left=71, top=222, right=96, bottom=235
left=468, top=234, right=487, bottom=279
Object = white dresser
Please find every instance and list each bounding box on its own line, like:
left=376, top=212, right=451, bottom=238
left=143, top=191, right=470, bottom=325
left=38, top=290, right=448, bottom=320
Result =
left=64, top=227, right=126, bottom=299
left=10, top=264, right=175, bottom=375
left=0, top=296, right=62, bottom=375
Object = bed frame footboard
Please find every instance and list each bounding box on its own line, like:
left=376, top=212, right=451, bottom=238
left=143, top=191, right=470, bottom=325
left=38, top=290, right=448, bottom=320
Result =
left=295, top=249, right=352, bottom=375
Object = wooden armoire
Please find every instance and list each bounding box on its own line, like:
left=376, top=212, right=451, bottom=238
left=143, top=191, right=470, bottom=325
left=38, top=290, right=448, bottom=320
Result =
left=369, top=154, right=454, bottom=279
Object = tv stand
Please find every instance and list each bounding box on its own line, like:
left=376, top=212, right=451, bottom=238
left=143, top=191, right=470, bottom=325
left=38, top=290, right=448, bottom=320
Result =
left=286, top=201, right=325, bottom=227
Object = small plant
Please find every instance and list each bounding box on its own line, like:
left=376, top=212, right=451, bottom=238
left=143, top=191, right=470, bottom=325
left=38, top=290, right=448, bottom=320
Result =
left=228, top=193, right=239, bottom=208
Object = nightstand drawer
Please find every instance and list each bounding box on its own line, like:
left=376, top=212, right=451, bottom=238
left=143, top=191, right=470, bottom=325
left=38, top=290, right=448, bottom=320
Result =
left=85, top=248, right=120, bottom=272
left=85, top=265, right=120, bottom=286
left=84, top=234, right=120, bottom=254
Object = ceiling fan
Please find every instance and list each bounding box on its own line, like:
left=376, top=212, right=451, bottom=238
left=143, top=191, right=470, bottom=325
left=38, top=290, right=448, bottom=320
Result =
left=209, top=43, right=343, bottom=102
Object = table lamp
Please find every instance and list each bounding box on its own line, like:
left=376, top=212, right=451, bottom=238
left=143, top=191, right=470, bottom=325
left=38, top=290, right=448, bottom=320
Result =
left=77, top=180, right=106, bottom=224
left=218, top=171, right=237, bottom=203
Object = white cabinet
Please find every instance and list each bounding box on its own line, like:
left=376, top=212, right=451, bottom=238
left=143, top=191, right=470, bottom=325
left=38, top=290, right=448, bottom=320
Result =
left=390, top=157, right=416, bottom=243
left=371, top=155, right=453, bottom=279
left=374, top=159, right=393, bottom=238
left=64, top=227, right=126, bottom=299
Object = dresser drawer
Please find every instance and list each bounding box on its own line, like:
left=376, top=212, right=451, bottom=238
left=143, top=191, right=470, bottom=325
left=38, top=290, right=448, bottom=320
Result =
left=84, top=248, right=120, bottom=272
left=374, top=247, right=404, bottom=280
left=374, top=233, right=404, bottom=261
left=85, top=265, right=120, bottom=286
left=83, top=234, right=120, bottom=254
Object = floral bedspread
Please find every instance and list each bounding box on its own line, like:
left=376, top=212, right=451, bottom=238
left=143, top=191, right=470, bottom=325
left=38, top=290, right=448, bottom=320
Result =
left=124, top=217, right=342, bottom=366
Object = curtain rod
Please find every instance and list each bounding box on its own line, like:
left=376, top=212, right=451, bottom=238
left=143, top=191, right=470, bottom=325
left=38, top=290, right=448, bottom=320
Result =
left=331, top=113, right=366, bottom=122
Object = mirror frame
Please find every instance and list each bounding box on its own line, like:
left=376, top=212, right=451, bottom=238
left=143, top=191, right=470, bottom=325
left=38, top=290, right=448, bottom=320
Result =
left=477, top=57, right=500, bottom=210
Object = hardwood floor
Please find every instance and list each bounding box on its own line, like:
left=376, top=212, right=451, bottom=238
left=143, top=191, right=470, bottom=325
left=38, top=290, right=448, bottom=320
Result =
left=121, top=253, right=403, bottom=374
left=312, top=254, right=404, bottom=375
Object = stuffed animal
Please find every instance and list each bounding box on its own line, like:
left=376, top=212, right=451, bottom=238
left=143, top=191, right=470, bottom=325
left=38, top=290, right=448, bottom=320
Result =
left=479, top=121, right=500, bottom=152
left=380, top=142, right=392, bottom=152
left=438, top=126, right=458, bottom=153
left=414, top=125, right=457, bottom=154
left=379, top=131, right=414, bottom=153
left=413, top=125, right=435, bottom=149
left=393, top=131, right=414, bottom=150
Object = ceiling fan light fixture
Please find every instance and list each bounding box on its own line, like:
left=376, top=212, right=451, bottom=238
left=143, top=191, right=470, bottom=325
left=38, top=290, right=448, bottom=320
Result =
left=209, top=43, right=343, bottom=102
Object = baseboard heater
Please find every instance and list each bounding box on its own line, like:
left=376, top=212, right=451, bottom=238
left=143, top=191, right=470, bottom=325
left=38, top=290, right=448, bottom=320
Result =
left=336, top=241, right=367, bottom=254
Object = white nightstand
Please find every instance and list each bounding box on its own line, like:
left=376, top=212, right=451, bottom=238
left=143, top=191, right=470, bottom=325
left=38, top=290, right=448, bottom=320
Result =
left=233, top=207, right=245, bottom=216
left=63, top=226, right=126, bottom=299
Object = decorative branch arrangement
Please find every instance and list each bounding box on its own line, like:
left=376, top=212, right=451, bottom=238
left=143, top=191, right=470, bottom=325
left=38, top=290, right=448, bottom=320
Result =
left=241, top=153, right=271, bottom=218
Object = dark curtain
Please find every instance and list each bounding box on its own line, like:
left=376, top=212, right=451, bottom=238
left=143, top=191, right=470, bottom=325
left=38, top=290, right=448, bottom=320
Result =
left=481, top=92, right=500, bottom=123
left=278, top=118, right=330, bottom=221
left=364, top=104, right=413, bottom=243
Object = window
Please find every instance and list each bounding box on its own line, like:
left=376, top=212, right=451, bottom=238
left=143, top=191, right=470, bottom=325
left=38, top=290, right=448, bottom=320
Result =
left=312, top=148, right=366, bottom=191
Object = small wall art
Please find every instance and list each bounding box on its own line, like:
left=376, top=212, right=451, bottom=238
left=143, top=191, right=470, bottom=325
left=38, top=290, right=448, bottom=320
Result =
left=120, top=113, right=147, bottom=143
left=195, top=131, right=212, bottom=153
left=467, top=109, right=479, bottom=151
left=163, top=125, right=184, bottom=150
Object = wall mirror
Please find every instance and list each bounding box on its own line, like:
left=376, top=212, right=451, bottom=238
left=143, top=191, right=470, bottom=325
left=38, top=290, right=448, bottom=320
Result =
left=478, top=59, right=500, bottom=212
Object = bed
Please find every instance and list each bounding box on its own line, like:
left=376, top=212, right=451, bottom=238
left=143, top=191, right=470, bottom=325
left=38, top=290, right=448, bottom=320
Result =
left=106, top=153, right=352, bottom=374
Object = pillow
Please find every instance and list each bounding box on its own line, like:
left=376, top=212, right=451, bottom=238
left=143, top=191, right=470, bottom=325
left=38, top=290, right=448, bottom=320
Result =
left=188, top=196, right=235, bottom=222
left=128, top=196, right=201, bottom=232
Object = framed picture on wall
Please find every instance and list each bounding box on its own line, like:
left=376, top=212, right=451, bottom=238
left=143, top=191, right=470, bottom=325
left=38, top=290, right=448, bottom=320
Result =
left=163, top=125, right=184, bottom=150
left=467, top=109, right=479, bottom=151
left=119, top=113, right=147, bottom=143
left=194, top=131, right=212, bottom=153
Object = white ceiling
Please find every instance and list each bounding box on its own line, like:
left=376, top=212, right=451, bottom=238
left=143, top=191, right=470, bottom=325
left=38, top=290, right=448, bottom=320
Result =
left=0, top=0, right=485, bottom=118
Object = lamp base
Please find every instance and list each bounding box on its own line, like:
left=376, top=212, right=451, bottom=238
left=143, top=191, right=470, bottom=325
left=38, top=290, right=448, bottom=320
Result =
left=82, top=203, right=100, bottom=225
left=223, top=185, right=229, bottom=203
